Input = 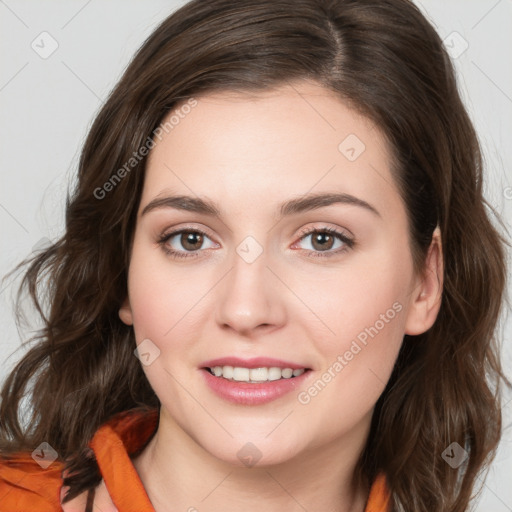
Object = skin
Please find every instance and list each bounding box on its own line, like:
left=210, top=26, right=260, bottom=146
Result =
left=88, top=79, right=442, bottom=512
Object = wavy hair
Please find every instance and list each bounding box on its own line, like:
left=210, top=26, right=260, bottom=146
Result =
left=1, top=0, right=509, bottom=510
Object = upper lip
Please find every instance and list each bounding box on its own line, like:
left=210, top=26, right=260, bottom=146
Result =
left=201, top=357, right=309, bottom=370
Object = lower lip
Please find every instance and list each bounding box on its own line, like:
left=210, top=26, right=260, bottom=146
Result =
left=201, top=368, right=311, bottom=405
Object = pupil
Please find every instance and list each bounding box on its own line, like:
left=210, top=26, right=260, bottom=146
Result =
left=182, top=232, right=202, bottom=250
left=313, top=233, right=333, bottom=251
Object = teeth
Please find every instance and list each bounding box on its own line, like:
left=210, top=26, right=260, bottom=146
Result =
left=208, top=366, right=306, bottom=383
left=249, top=367, right=269, bottom=382
left=281, top=368, right=293, bottom=378
left=223, top=366, right=234, bottom=379
left=232, top=367, right=250, bottom=381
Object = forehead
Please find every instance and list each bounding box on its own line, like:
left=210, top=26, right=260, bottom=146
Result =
left=141, top=80, right=401, bottom=220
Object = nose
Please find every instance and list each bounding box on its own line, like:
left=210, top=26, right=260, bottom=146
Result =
left=214, top=244, right=287, bottom=338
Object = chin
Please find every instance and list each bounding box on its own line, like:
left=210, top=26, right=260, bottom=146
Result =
left=197, top=432, right=306, bottom=469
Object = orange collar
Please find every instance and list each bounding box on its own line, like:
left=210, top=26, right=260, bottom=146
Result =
left=88, top=407, right=159, bottom=509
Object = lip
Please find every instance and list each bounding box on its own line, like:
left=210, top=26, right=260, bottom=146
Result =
left=200, top=357, right=312, bottom=405
left=201, top=356, right=308, bottom=370
left=201, top=369, right=311, bottom=405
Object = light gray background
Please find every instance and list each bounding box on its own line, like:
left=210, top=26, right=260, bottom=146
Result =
left=1, top=1, right=511, bottom=510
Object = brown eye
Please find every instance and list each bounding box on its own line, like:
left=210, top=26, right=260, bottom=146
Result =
left=180, top=231, right=204, bottom=251
left=310, top=232, right=336, bottom=251
left=294, top=227, right=355, bottom=258
left=158, top=228, right=217, bottom=259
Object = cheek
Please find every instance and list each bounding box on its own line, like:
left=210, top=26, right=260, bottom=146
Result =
left=127, top=244, right=209, bottom=342
left=295, top=245, right=412, bottom=405
left=312, top=280, right=405, bottom=386
left=297, top=247, right=412, bottom=348
left=295, top=281, right=407, bottom=441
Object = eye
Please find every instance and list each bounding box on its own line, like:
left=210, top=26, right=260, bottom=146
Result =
left=158, top=228, right=217, bottom=259
left=158, top=225, right=354, bottom=260
left=292, top=226, right=354, bottom=258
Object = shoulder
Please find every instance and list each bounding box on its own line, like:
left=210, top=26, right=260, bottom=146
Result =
left=0, top=452, right=64, bottom=512
left=0, top=455, right=117, bottom=512
left=0, top=408, right=157, bottom=511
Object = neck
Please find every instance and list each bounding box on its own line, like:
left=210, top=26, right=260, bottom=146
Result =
left=132, top=409, right=371, bottom=512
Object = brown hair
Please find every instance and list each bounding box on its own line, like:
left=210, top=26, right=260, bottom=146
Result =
left=1, top=0, right=509, bottom=510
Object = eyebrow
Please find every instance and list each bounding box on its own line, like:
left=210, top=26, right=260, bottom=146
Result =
left=140, top=192, right=381, bottom=218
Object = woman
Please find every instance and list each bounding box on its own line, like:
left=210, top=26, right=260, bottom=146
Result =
left=0, top=0, right=508, bottom=511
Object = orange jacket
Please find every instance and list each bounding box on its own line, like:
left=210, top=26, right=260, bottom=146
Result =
left=0, top=408, right=391, bottom=511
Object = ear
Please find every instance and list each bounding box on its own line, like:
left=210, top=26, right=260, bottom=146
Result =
left=119, top=296, right=134, bottom=326
left=404, top=226, right=444, bottom=335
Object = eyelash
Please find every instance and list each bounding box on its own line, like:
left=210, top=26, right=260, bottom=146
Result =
left=157, top=226, right=354, bottom=260
left=295, top=226, right=354, bottom=258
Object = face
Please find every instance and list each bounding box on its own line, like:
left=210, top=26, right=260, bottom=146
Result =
left=119, top=80, right=441, bottom=467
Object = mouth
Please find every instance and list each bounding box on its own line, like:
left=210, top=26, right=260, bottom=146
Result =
left=199, top=357, right=312, bottom=405
left=204, top=365, right=308, bottom=383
